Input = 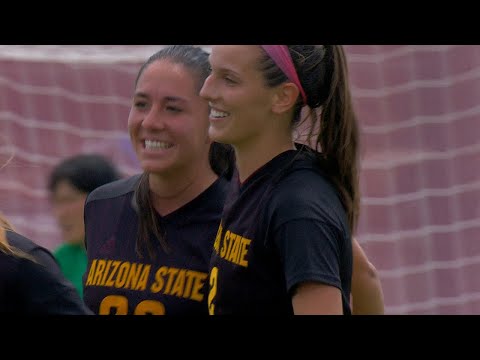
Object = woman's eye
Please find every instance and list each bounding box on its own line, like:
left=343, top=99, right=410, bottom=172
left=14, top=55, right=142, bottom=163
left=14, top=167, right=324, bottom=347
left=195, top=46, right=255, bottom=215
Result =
left=134, top=101, right=147, bottom=109
left=225, top=77, right=236, bottom=84
left=166, top=106, right=182, bottom=113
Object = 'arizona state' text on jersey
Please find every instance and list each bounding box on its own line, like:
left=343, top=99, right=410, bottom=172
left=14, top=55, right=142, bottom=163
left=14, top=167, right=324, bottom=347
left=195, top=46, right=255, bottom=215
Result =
left=208, top=148, right=353, bottom=315
left=83, top=175, right=228, bottom=315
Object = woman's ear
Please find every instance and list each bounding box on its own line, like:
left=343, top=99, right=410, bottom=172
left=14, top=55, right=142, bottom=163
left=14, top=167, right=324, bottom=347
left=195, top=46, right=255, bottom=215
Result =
left=271, top=82, right=300, bottom=115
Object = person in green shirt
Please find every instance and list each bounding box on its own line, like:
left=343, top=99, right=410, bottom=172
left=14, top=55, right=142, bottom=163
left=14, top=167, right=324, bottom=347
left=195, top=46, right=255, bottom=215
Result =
left=48, top=154, right=122, bottom=298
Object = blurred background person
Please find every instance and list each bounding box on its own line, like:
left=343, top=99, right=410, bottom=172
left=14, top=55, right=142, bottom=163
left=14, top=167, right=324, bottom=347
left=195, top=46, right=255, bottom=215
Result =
left=47, top=153, right=122, bottom=297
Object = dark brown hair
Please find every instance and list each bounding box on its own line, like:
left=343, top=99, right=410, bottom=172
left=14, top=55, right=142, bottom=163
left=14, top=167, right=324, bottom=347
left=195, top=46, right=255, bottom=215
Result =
left=48, top=153, right=121, bottom=194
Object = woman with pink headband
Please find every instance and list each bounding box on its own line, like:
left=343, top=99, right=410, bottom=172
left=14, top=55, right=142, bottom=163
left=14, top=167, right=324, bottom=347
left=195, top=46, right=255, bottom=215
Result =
left=200, top=45, right=383, bottom=315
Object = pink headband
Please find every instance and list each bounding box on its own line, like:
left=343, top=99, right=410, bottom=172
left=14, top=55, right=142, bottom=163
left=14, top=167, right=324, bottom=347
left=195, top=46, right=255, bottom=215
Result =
left=260, top=45, right=307, bottom=105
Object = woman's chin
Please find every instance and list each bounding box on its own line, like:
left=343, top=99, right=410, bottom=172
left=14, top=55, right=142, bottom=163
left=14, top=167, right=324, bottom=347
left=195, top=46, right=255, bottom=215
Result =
left=140, top=160, right=173, bottom=174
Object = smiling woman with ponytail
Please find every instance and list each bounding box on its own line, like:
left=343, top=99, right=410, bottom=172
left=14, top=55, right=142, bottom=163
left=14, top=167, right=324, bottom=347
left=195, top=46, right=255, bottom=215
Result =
left=200, top=45, right=384, bottom=315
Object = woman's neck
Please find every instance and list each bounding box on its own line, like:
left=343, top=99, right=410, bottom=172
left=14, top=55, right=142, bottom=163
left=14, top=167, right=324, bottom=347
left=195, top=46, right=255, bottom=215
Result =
left=149, top=164, right=218, bottom=216
left=234, top=132, right=295, bottom=184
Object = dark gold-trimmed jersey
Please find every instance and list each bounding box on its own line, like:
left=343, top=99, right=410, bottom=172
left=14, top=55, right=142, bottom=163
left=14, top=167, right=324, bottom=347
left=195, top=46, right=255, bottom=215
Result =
left=83, top=175, right=228, bottom=315
left=208, top=148, right=353, bottom=315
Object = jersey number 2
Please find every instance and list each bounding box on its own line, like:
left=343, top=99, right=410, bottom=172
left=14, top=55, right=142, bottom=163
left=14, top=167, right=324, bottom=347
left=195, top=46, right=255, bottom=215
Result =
left=207, top=267, right=218, bottom=315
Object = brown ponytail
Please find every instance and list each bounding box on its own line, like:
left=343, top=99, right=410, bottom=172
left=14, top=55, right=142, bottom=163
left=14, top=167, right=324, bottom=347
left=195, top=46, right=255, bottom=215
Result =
left=317, top=45, right=360, bottom=232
